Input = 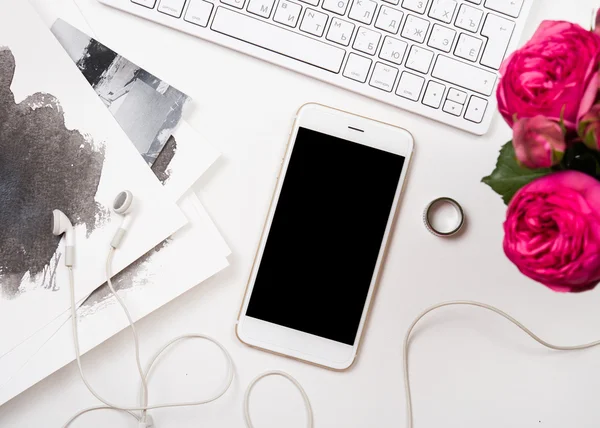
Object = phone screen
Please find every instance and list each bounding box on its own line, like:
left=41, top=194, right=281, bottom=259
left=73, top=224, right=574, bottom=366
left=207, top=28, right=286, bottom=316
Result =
left=246, top=127, right=406, bottom=346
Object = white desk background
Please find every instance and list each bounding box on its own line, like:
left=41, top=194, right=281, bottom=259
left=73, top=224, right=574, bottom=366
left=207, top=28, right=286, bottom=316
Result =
left=3, top=0, right=600, bottom=426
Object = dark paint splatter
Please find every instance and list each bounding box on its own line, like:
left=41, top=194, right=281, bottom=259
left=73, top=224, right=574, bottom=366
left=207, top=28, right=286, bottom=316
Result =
left=151, top=135, right=177, bottom=184
left=0, top=47, right=106, bottom=298
left=82, top=239, right=171, bottom=309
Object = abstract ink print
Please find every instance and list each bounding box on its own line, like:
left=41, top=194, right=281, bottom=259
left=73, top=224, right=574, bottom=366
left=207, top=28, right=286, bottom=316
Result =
left=51, top=20, right=189, bottom=166
left=0, top=47, right=106, bottom=298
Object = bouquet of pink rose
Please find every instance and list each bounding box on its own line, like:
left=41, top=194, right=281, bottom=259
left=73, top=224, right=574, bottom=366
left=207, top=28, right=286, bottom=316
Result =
left=482, top=13, right=600, bottom=293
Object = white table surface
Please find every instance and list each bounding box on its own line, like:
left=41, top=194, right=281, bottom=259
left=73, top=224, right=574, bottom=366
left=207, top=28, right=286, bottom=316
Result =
left=4, top=0, right=600, bottom=426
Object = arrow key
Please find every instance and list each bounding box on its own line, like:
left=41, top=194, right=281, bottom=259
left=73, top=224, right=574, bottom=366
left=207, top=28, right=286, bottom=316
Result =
left=443, top=99, right=463, bottom=116
left=465, top=95, right=487, bottom=123
left=422, top=80, right=446, bottom=109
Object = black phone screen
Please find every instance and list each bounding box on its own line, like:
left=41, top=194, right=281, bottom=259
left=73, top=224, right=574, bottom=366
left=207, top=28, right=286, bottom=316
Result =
left=245, top=127, right=406, bottom=345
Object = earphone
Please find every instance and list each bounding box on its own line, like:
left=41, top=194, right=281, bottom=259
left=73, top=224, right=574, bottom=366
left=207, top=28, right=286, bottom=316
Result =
left=52, top=190, right=135, bottom=263
left=111, top=190, right=134, bottom=249
left=53, top=192, right=600, bottom=428
left=52, top=210, right=75, bottom=267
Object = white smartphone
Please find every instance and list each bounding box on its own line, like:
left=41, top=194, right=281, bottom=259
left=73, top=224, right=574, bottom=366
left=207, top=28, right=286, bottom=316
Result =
left=237, top=103, right=414, bottom=370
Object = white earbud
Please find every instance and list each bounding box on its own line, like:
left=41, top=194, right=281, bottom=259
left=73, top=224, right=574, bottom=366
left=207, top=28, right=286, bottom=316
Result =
left=111, top=190, right=134, bottom=249
left=52, top=210, right=75, bottom=267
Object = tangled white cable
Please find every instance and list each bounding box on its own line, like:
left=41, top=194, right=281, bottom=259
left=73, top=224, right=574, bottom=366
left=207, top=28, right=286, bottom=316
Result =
left=64, top=247, right=314, bottom=427
left=64, top=256, right=236, bottom=427
left=64, top=249, right=600, bottom=427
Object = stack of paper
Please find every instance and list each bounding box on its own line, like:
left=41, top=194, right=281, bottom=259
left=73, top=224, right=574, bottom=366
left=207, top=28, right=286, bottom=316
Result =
left=0, top=2, right=230, bottom=405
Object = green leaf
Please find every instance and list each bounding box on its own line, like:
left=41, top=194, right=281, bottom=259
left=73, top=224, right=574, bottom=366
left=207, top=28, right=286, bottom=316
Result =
left=481, top=142, right=553, bottom=205
left=584, top=128, right=598, bottom=150
left=559, top=104, right=567, bottom=136
left=578, top=119, right=589, bottom=138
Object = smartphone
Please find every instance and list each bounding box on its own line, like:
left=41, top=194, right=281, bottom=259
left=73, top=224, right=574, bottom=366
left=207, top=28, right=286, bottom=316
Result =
left=236, top=103, right=414, bottom=370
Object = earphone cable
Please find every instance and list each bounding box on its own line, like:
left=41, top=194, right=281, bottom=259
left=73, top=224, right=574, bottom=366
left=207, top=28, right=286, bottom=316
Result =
left=67, top=266, right=141, bottom=424
left=104, top=248, right=149, bottom=419
left=402, top=301, right=600, bottom=428
left=243, top=371, right=314, bottom=428
left=64, top=256, right=235, bottom=427
left=66, top=256, right=600, bottom=427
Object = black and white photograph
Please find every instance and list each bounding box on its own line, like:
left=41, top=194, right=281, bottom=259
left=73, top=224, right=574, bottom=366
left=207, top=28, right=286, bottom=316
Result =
left=51, top=19, right=190, bottom=166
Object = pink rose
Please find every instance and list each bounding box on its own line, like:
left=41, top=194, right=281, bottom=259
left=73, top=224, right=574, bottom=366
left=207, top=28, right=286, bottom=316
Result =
left=513, top=116, right=566, bottom=168
left=497, top=20, right=600, bottom=130
left=504, top=171, right=600, bottom=292
left=578, top=104, right=600, bottom=151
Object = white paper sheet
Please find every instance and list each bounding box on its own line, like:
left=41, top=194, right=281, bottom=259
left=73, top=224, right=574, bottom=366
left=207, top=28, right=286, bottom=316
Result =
left=0, top=192, right=230, bottom=406
left=0, top=0, right=186, bottom=360
left=163, top=121, right=222, bottom=202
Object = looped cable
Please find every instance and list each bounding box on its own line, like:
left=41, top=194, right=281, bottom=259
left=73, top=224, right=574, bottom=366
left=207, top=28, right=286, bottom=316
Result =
left=244, top=371, right=314, bottom=428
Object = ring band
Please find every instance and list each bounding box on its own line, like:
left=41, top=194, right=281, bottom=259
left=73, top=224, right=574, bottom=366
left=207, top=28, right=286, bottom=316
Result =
left=423, top=197, right=465, bottom=237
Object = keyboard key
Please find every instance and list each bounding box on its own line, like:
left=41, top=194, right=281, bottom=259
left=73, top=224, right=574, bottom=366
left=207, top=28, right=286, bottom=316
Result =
left=326, top=18, right=355, bottom=45
left=343, top=53, right=372, bottom=82
left=432, top=55, right=496, bottom=95
left=402, top=0, right=428, bottom=14
left=480, top=13, right=515, bottom=69
left=423, top=81, right=445, bottom=108
left=401, top=15, right=429, bottom=43
left=375, top=5, right=403, bottom=34
left=427, top=24, right=455, bottom=52
left=455, top=4, right=483, bottom=32
left=274, top=0, right=302, bottom=26
left=105, top=0, right=533, bottom=134
left=184, top=0, right=214, bottom=26
left=353, top=27, right=381, bottom=55
left=322, top=0, right=349, bottom=15
left=405, top=45, right=433, bottom=73
left=300, top=8, right=328, bottom=36
left=455, top=33, right=482, bottom=62
left=247, top=0, right=276, bottom=17
left=443, top=99, right=463, bottom=116
left=370, top=62, right=399, bottom=91
left=484, top=0, right=523, bottom=18
left=158, top=0, right=186, bottom=16
left=428, top=0, right=457, bottom=24
left=211, top=7, right=345, bottom=72
left=447, top=88, right=467, bottom=104
left=132, top=0, right=157, bottom=8
left=379, top=36, right=408, bottom=64
left=396, top=72, right=424, bottom=100
left=465, top=95, right=488, bottom=123
left=348, top=0, right=377, bottom=25
left=221, top=0, right=246, bottom=9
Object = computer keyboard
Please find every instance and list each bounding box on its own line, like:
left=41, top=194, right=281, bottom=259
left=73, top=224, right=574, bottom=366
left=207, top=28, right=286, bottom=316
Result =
left=97, top=0, right=534, bottom=135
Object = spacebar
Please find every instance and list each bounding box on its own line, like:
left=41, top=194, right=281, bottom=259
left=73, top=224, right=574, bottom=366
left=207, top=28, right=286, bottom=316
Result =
left=211, top=7, right=345, bottom=73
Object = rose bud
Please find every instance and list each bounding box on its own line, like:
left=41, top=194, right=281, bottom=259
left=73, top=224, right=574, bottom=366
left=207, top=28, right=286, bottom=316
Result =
left=512, top=116, right=566, bottom=169
left=578, top=104, right=600, bottom=151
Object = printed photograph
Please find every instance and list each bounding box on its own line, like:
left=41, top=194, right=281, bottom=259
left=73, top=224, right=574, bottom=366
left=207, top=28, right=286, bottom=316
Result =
left=51, top=19, right=190, bottom=166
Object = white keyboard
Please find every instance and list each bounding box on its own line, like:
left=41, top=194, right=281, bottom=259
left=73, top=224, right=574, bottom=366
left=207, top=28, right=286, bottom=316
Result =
left=97, top=0, right=534, bottom=135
